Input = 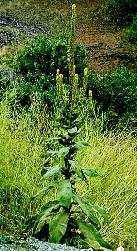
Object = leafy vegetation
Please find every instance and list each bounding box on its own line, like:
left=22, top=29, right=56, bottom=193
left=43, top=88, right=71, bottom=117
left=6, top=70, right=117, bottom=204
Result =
left=88, top=66, right=137, bottom=128
left=13, top=33, right=86, bottom=108
left=123, top=14, right=137, bottom=46
left=106, top=0, right=137, bottom=21
left=0, top=232, right=13, bottom=245
left=105, top=0, right=137, bottom=50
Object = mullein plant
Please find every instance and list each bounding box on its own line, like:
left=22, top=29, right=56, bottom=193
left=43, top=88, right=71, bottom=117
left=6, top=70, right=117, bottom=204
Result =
left=32, top=4, right=114, bottom=250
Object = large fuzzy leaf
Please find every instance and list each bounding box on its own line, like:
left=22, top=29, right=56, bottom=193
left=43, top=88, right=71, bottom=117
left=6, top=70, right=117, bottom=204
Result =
left=33, top=181, right=58, bottom=198
left=41, top=165, right=61, bottom=177
left=78, top=221, right=114, bottom=250
left=47, top=147, right=69, bottom=158
left=67, top=126, right=78, bottom=134
left=67, top=127, right=81, bottom=136
left=40, top=201, right=59, bottom=222
left=90, top=204, right=109, bottom=223
left=57, top=147, right=70, bottom=157
left=69, top=160, right=87, bottom=181
left=45, top=136, right=61, bottom=142
left=49, top=212, right=69, bottom=243
left=82, top=168, right=100, bottom=177
left=73, top=194, right=100, bottom=228
left=73, top=141, right=90, bottom=149
left=40, top=166, right=60, bottom=181
left=57, top=180, right=72, bottom=208
left=34, top=200, right=59, bottom=234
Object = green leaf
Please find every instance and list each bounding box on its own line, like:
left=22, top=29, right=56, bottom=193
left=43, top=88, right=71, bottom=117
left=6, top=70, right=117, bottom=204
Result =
left=49, top=212, right=69, bottom=243
left=33, top=181, right=58, bottom=198
left=47, top=147, right=69, bottom=158
left=40, top=201, right=59, bottom=222
left=73, top=141, right=90, bottom=149
left=73, top=194, right=100, bottom=228
left=41, top=165, right=59, bottom=176
left=69, top=160, right=87, bottom=181
left=82, top=168, right=100, bottom=177
left=90, top=204, right=109, bottom=223
left=40, top=166, right=60, bottom=181
left=57, top=147, right=70, bottom=157
left=45, top=137, right=61, bottom=142
left=57, top=180, right=72, bottom=208
left=68, top=126, right=78, bottom=134
left=34, top=201, right=59, bottom=234
left=46, top=150, right=58, bottom=156
left=78, top=221, right=114, bottom=250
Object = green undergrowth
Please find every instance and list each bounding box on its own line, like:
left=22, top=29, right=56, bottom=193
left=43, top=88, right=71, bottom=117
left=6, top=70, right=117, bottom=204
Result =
left=0, top=99, right=136, bottom=250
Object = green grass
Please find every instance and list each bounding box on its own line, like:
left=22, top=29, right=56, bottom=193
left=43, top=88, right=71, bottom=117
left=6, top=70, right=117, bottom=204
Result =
left=0, top=99, right=136, bottom=250
left=77, top=129, right=137, bottom=250
left=0, top=98, right=54, bottom=235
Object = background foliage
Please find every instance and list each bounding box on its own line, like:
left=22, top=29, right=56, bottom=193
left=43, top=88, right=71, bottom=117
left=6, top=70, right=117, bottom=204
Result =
left=106, top=0, right=137, bottom=21
left=88, top=66, right=137, bottom=128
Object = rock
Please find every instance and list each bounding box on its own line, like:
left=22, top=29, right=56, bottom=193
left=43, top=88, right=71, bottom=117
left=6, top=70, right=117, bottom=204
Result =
left=0, top=67, right=14, bottom=81
left=117, top=247, right=124, bottom=251
left=0, top=237, right=93, bottom=251
left=0, top=29, right=16, bottom=47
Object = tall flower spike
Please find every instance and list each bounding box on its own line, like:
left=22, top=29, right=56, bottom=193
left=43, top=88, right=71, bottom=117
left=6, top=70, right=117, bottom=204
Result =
left=83, top=67, right=88, bottom=95
left=89, top=89, right=93, bottom=105
left=56, top=69, right=65, bottom=105
left=71, top=65, right=77, bottom=105
left=74, top=73, right=78, bottom=95
left=68, top=4, right=76, bottom=107
left=56, top=69, right=60, bottom=99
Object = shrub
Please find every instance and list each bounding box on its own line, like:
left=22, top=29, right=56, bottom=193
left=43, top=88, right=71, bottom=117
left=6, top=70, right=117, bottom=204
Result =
left=124, top=14, right=137, bottom=44
left=105, top=0, right=137, bottom=22
left=88, top=65, right=137, bottom=127
left=14, top=33, right=87, bottom=108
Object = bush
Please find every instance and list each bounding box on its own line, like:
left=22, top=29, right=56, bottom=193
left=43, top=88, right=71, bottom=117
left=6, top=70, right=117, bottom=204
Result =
left=14, top=34, right=87, bottom=108
left=88, top=65, right=137, bottom=127
left=124, top=14, right=137, bottom=44
left=106, top=0, right=137, bottom=22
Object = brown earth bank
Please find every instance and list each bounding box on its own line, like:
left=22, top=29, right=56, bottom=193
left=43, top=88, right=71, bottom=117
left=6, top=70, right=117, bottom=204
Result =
left=0, top=0, right=136, bottom=72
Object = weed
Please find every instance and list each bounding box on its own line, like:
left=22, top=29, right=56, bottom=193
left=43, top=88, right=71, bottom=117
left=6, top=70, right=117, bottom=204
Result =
left=31, top=5, right=113, bottom=250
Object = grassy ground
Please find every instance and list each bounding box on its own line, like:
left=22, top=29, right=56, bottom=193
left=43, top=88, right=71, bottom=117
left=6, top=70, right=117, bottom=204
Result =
left=0, top=99, right=136, bottom=250
left=77, top=129, right=137, bottom=250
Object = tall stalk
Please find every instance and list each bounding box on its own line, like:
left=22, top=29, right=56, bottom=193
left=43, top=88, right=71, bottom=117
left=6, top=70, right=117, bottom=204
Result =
left=32, top=5, right=113, bottom=250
